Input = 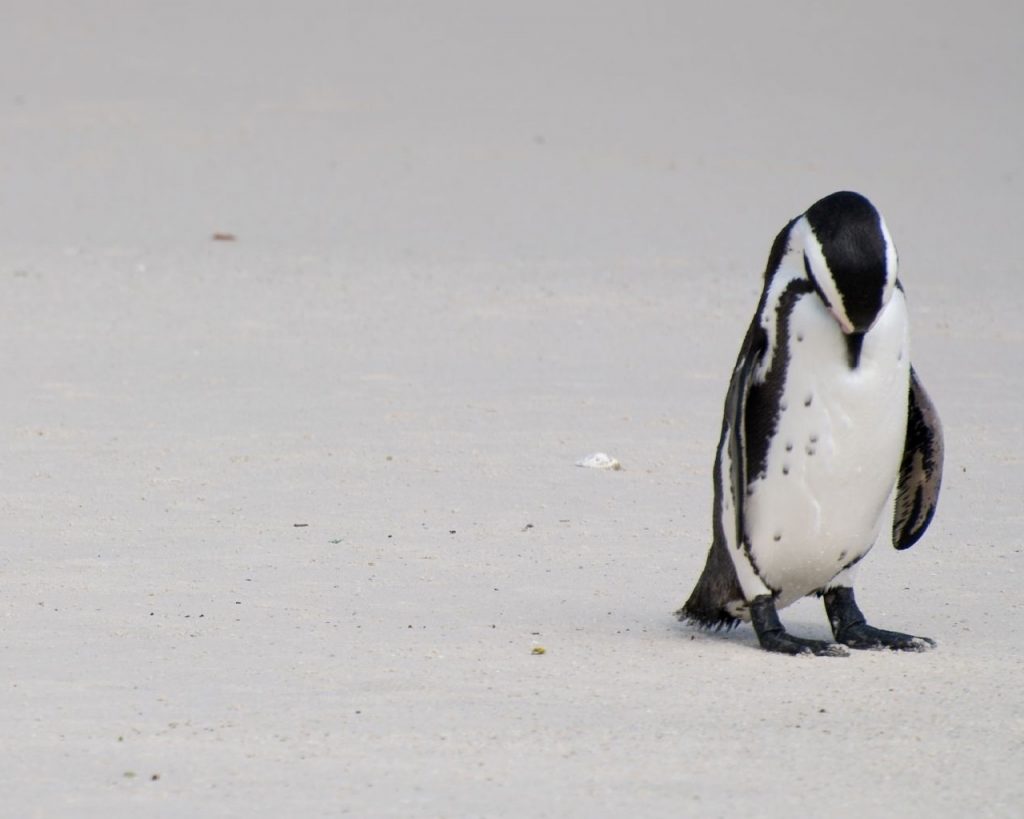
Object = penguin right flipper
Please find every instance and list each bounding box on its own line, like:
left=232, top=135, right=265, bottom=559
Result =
left=723, top=321, right=766, bottom=543
left=677, top=320, right=768, bottom=628
left=892, top=368, right=944, bottom=550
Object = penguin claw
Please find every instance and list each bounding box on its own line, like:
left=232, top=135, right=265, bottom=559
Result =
left=811, top=641, right=851, bottom=657
left=836, top=624, right=936, bottom=652
left=758, top=632, right=849, bottom=657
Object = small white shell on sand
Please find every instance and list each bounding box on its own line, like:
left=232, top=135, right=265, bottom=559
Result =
left=575, top=452, right=622, bottom=470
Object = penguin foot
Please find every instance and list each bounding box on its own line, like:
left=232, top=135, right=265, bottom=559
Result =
left=823, top=586, right=935, bottom=652
left=757, top=630, right=850, bottom=657
left=750, top=595, right=848, bottom=657
left=833, top=623, right=935, bottom=651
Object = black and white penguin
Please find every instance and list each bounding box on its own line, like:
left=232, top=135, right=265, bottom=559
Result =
left=678, top=191, right=943, bottom=656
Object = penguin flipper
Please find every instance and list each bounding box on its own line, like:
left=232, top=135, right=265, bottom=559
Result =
left=893, top=367, right=943, bottom=549
left=678, top=322, right=766, bottom=628
left=723, top=323, right=764, bottom=544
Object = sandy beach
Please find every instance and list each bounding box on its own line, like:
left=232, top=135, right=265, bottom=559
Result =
left=2, top=2, right=1022, bottom=816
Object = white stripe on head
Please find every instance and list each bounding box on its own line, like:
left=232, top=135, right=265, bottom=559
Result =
left=798, top=217, right=856, bottom=334
left=879, top=215, right=899, bottom=285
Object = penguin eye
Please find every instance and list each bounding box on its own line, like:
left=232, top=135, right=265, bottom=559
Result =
left=804, top=253, right=831, bottom=309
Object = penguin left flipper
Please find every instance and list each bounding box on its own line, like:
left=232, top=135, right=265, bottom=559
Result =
left=893, top=368, right=944, bottom=550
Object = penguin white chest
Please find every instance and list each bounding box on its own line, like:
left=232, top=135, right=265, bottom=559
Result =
left=745, top=290, right=910, bottom=605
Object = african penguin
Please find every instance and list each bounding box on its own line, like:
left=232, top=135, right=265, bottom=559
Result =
left=678, top=191, right=943, bottom=656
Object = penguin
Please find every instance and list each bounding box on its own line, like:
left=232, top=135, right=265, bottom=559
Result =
left=678, top=191, right=943, bottom=656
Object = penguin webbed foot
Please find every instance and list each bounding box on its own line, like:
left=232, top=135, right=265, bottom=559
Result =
left=750, top=595, right=848, bottom=657
left=823, top=587, right=936, bottom=652
left=833, top=622, right=935, bottom=651
left=757, top=630, right=850, bottom=657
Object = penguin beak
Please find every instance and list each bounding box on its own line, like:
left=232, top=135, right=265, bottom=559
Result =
left=833, top=306, right=882, bottom=337
left=830, top=307, right=856, bottom=335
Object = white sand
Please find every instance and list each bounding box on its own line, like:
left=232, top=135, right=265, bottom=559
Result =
left=2, top=2, right=1022, bottom=816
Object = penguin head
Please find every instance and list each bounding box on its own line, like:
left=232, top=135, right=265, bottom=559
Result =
left=798, top=191, right=898, bottom=335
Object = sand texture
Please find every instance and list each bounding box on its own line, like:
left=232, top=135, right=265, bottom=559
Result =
left=1, top=2, right=1022, bottom=817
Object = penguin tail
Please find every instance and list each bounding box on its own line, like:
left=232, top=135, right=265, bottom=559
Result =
left=675, top=600, right=741, bottom=631
left=676, top=540, right=744, bottom=630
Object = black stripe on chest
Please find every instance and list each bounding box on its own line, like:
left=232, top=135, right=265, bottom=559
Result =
left=744, top=278, right=814, bottom=482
